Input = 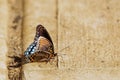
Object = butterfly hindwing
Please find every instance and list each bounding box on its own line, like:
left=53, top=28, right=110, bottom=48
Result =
left=36, top=36, right=54, bottom=54
left=28, top=51, right=53, bottom=62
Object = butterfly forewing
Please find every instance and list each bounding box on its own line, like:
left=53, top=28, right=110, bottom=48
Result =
left=34, top=25, right=53, bottom=45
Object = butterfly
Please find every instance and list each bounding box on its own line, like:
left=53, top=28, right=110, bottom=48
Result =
left=22, top=25, right=57, bottom=64
left=8, top=25, right=57, bottom=68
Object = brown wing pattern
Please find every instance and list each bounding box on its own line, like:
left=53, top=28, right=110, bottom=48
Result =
left=34, top=25, right=53, bottom=45
left=29, top=51, right=53, bottom=62
left=36, top=36, right=54, bottom=54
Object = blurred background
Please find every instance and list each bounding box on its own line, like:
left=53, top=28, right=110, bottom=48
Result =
left=0, top=0, right=120, bottom=80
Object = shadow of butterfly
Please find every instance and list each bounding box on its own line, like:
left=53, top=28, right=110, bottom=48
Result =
left=22, top=25, right=57, bottom=64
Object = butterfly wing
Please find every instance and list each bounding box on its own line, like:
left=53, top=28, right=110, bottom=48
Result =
left=35, top=25, right=54, bottom=54
left=23, top=25, right=56, bottom=63
left=27, top=51, right=52, bottom=62
left=36, top=36, right=54, bottom=54
left=34, top=25, right=53, bottom=45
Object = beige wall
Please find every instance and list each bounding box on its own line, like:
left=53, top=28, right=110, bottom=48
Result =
left=0, top=0, right=8, bottom=79
left=0, top=0, right=120, bottom=80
